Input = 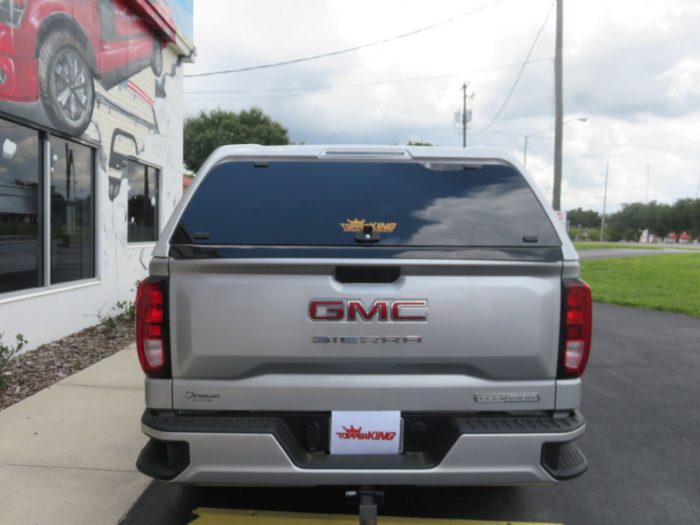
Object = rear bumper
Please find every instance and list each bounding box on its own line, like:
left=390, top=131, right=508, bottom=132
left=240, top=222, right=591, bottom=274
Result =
left=138, top=410, right=588, bottom=486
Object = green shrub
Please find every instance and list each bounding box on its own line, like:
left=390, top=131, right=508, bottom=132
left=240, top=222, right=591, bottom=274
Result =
left=0, top=334, right=28, bottom=389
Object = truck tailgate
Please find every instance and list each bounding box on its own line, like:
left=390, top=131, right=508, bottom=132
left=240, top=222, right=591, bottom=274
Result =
left=169, top=258, right=562, bottom=411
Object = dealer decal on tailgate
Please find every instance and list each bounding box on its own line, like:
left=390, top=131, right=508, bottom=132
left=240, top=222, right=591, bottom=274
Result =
left=330, top=411, right=401, bottom=455
left=336, top=426, right=397, bottom=441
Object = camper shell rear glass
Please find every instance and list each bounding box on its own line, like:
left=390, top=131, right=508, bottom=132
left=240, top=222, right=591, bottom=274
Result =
left=173, top=160, right=561, bottom=248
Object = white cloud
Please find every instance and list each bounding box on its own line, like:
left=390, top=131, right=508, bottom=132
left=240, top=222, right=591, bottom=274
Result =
left=663, top=58, right=700, bottom=101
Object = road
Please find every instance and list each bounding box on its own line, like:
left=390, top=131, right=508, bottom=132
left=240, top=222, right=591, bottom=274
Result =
left=121, top=303, right=700, bottom=525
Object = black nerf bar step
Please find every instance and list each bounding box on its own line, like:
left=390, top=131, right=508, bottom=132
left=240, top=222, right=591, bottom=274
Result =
left=141, top=409, right=585, bottom=435
left=136, top=438, right=189, bottom=481
left=541, top=440, right=589, bottom=480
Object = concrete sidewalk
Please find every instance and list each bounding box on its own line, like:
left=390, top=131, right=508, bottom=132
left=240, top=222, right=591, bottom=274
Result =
left=0, top=344, right=149, bottom=524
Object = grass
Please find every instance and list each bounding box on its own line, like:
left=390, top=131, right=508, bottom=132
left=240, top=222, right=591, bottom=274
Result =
left=574, top=241, right=661, bottom=250
left=580, top=253, right=700, bottom=317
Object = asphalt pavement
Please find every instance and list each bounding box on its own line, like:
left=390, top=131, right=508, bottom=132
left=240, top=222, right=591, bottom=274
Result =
left=120, top=303, right=700, bottom=525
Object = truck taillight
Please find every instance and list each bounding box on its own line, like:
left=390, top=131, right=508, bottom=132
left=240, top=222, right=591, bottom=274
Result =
left=136, top=278, right=167, bottom=376
left=561, top=279, right=592, bottom=377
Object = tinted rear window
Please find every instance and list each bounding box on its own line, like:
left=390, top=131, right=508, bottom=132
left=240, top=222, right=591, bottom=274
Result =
left=174, top=161, right=560, bottom=247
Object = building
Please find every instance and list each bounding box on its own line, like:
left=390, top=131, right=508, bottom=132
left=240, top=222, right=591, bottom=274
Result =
left=0, top=0, right=194, bottom=351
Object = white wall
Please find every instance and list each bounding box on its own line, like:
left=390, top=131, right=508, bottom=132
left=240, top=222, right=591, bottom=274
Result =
left=0, top=47, right=184, bottom=353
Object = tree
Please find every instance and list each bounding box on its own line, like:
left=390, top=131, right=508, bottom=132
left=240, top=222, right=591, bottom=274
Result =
left=184, top=107, right=289, bottom=172
left=691, top=199, right=700, bottom=239
left=644, top=201, right=669, bottom=239
left=607, top=202, right=647, bottom=241
left=567, top=208, right=600, bottom=228
left=671, top=199, right=695, bottom=241
left=604, top=199, right=700, bottom=242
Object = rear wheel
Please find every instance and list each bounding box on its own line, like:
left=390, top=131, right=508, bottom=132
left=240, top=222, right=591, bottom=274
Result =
left=38, top=31, right=95, bottom=136
left=151, top=37, right=163, bottom=76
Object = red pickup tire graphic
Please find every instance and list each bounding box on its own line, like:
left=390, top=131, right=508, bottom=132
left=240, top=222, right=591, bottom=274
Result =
left=151, top=37, right=163, bottom=76
left=38, top=31, right=95, bottom=136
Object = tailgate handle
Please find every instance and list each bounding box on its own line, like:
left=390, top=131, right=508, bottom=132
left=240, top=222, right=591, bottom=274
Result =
left=335, top=266, right=400, bottom=284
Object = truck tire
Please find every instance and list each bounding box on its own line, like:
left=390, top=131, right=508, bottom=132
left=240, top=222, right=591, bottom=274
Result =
left=38, top=31, right=95, bottom=136
left=151, top=37, right=163, bottom=77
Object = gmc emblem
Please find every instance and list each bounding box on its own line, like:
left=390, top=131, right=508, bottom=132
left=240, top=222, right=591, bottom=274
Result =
left=309, top=299, right=428, bottom=322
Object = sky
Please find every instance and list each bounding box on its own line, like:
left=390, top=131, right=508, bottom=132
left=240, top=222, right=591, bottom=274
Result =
left=184, top=0, right=700, bottom=213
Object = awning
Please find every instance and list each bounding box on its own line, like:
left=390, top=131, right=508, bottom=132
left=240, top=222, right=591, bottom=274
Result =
left=125, top=0, right=177, bottom=43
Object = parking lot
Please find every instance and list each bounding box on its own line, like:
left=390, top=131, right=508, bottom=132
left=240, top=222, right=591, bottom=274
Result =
left=120, top=302, right=700, bottom=525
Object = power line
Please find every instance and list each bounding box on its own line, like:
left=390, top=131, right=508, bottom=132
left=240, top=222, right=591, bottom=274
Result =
left=473, top=0, right=555, bottom=135
left=488, top=130, right=700, bottom=153
left=183, top=57, right=551, bottom=99
left=184, top=0, right=505, bottom=78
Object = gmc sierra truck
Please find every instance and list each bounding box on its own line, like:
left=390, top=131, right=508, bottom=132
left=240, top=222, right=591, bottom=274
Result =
left=135, top=145, right=592, bottom=490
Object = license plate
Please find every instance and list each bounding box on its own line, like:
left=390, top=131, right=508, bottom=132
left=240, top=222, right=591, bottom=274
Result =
left=330, top=411, right=402, bottom=455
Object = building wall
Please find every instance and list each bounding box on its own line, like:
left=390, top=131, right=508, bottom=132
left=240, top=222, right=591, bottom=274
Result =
left=0, top=0, right=193, bottom=351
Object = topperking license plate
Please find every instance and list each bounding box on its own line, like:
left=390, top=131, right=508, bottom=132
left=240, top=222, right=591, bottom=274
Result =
left=330, top=411, right=402, bottom=455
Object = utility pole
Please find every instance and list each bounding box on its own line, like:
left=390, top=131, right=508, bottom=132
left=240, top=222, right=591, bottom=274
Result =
left=462, top=81, right=470, bottom=148
left=552, top=0, right=564, bottom=210
left=600, top=158, right=609, bottom=242
left=523, top=117, right=586, bottom=169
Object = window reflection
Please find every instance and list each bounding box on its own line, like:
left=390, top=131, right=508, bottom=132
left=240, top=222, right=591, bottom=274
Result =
left=178, top=161, right=560, bottom=247
left=0, top=119, right=41, bottom=293
left=127, top=162, right=158, bottom=242
left=407, top=183, right=555, bottom=246
left=49, top=137, right=95, bottom=284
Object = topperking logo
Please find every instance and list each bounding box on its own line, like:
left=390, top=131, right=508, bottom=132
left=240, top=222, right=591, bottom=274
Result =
left=336, top=425, right=397, bottom=441
left=340, top=218, right=397, bottom=233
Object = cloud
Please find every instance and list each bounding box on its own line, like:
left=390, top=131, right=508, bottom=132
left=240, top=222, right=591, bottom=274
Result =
left=408, top=183, right=557, bottom=246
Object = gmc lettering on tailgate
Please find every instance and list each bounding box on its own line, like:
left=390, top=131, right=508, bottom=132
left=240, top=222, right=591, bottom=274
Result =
left=309, top=300, right=428, bottom=321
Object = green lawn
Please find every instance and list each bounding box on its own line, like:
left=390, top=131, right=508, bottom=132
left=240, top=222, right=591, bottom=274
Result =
left=574, top=242, right=660, bottom=250
left=580, top=253, right=700, bottom=317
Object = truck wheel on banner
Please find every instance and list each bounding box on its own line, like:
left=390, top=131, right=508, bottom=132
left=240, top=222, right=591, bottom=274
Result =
left=151, top=37, right=163, bottom=76
left=38, top=31, right=95, bottom=137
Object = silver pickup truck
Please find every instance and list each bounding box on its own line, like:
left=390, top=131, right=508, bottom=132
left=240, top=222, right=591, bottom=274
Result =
left=135, top=145, right=592, bottom=488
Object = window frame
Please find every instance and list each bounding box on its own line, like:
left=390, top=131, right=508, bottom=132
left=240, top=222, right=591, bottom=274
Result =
left=126, top=157, right=161, bottom=245
left=0, top=115, right=100, bottom=302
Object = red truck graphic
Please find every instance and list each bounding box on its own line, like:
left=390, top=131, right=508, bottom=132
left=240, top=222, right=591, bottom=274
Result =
left=0, top=0, right=175, bottom=135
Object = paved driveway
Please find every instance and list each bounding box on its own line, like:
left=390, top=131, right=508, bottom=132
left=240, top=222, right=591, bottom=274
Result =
left=122, top=304, right=700, bottom=525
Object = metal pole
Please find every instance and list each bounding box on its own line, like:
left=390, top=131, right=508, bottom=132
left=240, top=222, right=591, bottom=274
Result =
left=43, top=136, right=51, bottom=287
left=552, top=0, right=564, bottom=210
left=600, top=159, right=609, bottom=242
left=524, top=117, right=585, bottom=169
left=462, top=82, right=469, bottom=148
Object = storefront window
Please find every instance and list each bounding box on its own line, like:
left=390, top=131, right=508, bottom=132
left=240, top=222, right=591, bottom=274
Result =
left=0, top=119, right=42, bottom=293
left=127, top=162, right=159, bottom=242
left=49, top=137, right=95, bottom=284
